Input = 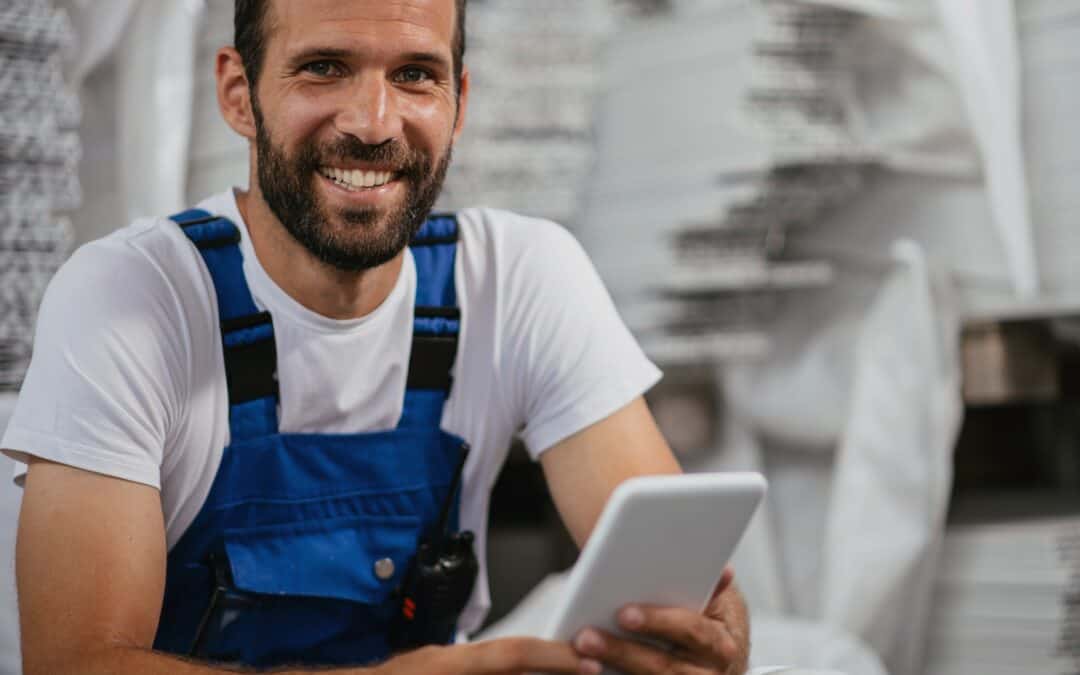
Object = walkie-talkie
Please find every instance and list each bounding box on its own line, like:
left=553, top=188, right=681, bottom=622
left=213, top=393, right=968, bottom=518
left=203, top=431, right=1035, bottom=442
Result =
left=389, top=443, right=479, bottom=650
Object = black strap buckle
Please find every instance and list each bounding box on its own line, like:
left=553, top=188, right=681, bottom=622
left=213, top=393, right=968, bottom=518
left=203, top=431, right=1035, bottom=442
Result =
left=221, top=312, right=279, bottom=404
left=407, top=307, right=460, bottom=392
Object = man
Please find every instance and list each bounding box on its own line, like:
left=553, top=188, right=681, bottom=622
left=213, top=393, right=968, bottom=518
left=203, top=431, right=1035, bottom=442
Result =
left=5, top=1, right=750, bottom=673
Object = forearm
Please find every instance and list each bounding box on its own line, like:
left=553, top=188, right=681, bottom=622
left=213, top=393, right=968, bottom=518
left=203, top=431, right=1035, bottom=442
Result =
left=34, top=640, right=585, bottom=675
left=29, top=645, right=370, bottom=675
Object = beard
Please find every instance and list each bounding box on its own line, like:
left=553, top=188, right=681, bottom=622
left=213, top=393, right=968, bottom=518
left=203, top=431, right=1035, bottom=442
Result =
left=252, top=101, right=452, bottom=272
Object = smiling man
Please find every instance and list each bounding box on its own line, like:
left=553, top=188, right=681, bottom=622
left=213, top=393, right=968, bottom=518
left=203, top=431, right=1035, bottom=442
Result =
left=6, top=1, right=749, bottom=674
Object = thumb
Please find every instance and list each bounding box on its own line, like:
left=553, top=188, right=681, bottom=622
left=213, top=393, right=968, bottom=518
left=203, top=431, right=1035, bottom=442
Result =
left=712, top=565, right=735, bottom=597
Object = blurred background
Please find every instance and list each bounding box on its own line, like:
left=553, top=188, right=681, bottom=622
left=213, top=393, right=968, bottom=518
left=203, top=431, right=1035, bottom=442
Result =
left=2, top=0, right=1080, bottom=673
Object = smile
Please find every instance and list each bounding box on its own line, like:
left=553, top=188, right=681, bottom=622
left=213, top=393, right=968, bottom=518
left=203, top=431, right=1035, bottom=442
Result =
left=318, top=166, right=397, bottom=191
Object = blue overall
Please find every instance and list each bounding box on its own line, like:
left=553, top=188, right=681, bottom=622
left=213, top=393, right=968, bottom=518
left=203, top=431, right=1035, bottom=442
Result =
left=152, top=210, right=468, bottom=667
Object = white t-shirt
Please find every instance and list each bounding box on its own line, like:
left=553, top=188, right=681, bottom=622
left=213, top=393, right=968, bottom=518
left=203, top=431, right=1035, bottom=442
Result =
left=1, top=189, right=660, bottom=631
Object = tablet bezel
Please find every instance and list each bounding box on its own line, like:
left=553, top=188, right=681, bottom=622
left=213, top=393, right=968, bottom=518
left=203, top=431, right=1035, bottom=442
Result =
left=544, top=472, right=767, bottom=643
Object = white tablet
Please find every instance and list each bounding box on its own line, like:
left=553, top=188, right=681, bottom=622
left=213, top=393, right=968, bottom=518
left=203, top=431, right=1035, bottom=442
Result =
left=544, top=472, right=766, bottom=646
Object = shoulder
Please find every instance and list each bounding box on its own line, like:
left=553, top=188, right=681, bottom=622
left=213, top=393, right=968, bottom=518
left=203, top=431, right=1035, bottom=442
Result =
left=4, top=216, right=214, bottom=490
left=35, top=212, right=219, bottom=397
left=48, top=219, right=182, bottom=309
left=456, top=207, right=582, bottom=259
left=454, top=207, right=591, bottom=292
left=45, top=216, right=206, bottom=321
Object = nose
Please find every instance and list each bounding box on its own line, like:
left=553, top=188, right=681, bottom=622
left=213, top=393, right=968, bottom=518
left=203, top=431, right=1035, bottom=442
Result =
left=333, top=72, right=403, bottom=146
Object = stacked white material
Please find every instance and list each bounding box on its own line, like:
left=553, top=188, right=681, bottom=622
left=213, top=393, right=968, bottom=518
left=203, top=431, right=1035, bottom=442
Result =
left=0, top=0, right=77, bottom=390
left=582, top=1, right=861, bottom=365
left=924, top=495, right=1080, bottom=675
left=435, top=0, right=614, bottom=226
left=1019, top=0, right=1080, bottom=297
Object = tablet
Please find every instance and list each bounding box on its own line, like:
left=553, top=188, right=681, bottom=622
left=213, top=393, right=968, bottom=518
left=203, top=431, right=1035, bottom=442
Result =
left=544, top=472, right=766, bottom=647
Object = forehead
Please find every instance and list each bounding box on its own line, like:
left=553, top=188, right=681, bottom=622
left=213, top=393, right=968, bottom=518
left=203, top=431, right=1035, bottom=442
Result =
left=266, top=0, right=456, bottom=58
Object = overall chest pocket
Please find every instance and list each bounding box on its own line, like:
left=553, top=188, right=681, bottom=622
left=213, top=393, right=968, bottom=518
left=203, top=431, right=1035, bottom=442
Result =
left=224, top=513, right=422, bottom=605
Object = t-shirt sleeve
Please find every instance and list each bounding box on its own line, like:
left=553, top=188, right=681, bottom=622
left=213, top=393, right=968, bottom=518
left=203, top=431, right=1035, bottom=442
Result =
left=1, top=238, right=188, bottom=489
left=495, top=217, right=662, bottom=458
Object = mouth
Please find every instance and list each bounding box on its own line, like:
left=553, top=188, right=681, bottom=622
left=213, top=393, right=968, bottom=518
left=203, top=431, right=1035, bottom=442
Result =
left=317, top=166, right=398, bottom=192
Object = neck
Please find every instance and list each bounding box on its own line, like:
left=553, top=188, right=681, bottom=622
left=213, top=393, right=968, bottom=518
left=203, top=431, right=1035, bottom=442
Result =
left=235, top=187, right=405, bottom=321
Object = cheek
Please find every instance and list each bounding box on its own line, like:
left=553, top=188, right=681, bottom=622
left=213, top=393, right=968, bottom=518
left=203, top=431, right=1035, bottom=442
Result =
left=272, top=94, right=336, bottom=148
left=399, top=97, right=458, bottom=149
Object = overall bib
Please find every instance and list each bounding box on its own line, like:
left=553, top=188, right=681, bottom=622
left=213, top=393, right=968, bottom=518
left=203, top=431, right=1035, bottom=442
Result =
left=153, top=209, right=468, bottom=667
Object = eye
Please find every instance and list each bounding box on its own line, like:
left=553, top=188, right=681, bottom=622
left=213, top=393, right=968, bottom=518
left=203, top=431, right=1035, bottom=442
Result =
left=394, top=66, right=433, bottom=85
left=302, top=60, right=344, bottom=78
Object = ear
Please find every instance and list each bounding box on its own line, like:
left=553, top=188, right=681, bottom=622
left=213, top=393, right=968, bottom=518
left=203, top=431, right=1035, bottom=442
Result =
left=216, top=47, right=257, bottom=140
left=451, top=67, right=470, bottom=145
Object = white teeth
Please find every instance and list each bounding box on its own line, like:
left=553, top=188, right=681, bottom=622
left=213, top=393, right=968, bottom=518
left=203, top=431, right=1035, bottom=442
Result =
left=320, top=166, right=394, bottom=190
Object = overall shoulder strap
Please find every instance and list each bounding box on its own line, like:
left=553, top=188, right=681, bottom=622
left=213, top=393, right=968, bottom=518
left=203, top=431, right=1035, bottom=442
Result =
left=400, top=213, right=461, bottom=429
left=169, top=209, right=279, bottom=441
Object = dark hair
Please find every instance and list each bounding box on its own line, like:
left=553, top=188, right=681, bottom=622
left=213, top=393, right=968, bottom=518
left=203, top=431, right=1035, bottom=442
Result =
left=234, top=0, right=467, bottom=92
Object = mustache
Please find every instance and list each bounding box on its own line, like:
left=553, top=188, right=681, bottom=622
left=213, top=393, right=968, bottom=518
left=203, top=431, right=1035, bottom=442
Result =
left=300, top=137, right=425, bottom=176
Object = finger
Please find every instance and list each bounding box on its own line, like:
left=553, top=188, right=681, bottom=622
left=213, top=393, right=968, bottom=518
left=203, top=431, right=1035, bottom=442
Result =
left=713, top=565, right=735, bottom=596
left=574, top=628, right=710, bottom=675
left=468, top=637, right=601, bottom=675
left=617, top=604, right=737, bottom=664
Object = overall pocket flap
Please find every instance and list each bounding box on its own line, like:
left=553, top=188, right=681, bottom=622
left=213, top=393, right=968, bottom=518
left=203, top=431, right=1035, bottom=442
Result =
left=224, top=515, right=420, bottom=604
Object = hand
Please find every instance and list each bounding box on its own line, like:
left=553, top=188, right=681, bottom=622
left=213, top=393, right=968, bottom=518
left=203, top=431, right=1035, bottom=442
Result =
left=378, top=637, right=603, bottom=675
left=571, top=566, right=750, bottom=675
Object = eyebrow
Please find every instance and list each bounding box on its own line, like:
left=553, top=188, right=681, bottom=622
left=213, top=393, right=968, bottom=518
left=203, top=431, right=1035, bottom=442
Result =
left=400, top=51, right=450, bottom=68
left=286, top=47, right=352, bottom=67
left=285, top=47, right=450, bottom=71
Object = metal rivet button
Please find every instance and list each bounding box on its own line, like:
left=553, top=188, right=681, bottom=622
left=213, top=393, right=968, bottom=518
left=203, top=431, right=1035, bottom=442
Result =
left=374, top=558, right=395, bottom=580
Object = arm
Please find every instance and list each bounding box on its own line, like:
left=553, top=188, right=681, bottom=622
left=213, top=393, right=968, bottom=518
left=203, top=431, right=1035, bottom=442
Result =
left=539, top=397, right=751, bottom=675
left=16, top=459, right=589, bottom=675
left=539, top=397, right=680, bottom=547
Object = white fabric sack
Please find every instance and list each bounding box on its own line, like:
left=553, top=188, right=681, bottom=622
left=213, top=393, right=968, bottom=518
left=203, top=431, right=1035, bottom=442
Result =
left=931, top=0, right=1036, bottom=297
left=777, top=0, right=1035, bottom=301
left=58, top=0, right=203, bottom=244
left=115, top=0, right=203, bottom=225
left=822, top=0, right=1036, bottom=297
left=58, top=0, right=139, bottom=88
left=820, top=242, right=961, bottom=674
left=721, top=241, right=962, bottom=675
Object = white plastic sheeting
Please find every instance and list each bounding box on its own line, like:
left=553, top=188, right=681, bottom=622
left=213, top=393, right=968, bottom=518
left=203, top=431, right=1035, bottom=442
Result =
left=60, top=0, right=137, bottom=87
left=578, top=4, right=1018, bottom=672
left=822, top=242, right=960, bottom=671
left=703, top=10, right=1028, bottom=669
left=59, top=0, right=203, bottom=242
left=932, top=0, right=1037, bottom=297
left=720, top=242, right=962, bottom=675
left=793, top=0, right=1036, bottom=302
left=114, top=1, right=203, bottom=225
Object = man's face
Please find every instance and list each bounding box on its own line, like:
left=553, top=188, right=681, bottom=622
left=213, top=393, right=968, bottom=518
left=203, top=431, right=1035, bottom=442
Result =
left=250, top=0, right=464, bottom=271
